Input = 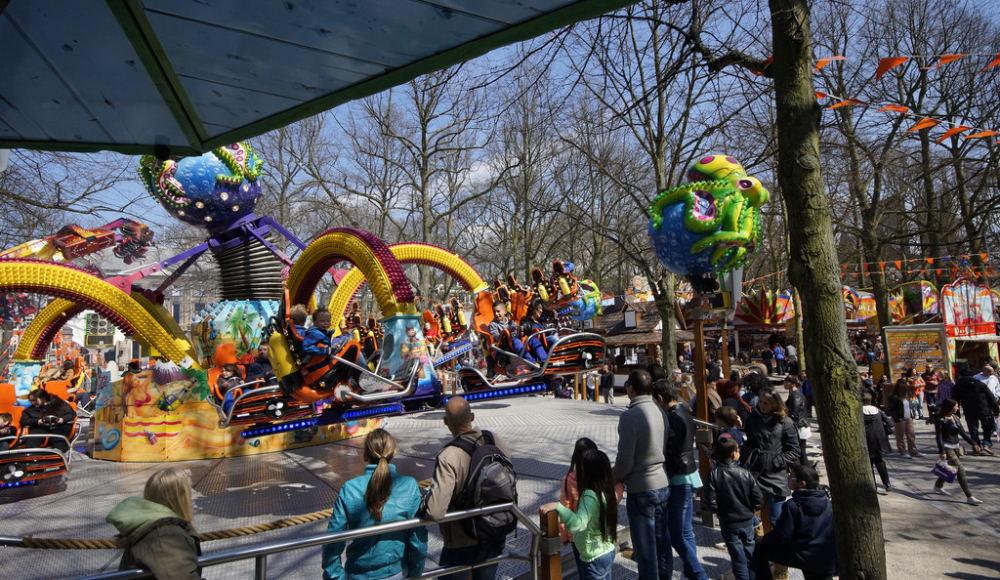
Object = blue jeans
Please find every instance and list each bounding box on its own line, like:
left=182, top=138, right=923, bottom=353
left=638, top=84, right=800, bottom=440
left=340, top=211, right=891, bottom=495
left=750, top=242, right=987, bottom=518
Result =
left=439, top=540, right=503, bottom=580
left=764, top=493, right=786, bottom=528
left=667, top=484, right=709, bottom=580
left=721, top=525, right=756, bottom=580
left=966, top=415, right=995, bottom=448
left=580, top=549, right=615, bottom=580
left=625, top=487, right=670, bottom=580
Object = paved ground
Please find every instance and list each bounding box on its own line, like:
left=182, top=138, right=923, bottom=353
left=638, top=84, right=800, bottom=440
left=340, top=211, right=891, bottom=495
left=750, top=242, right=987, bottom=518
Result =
left=1, top=394, right=998, bottom=579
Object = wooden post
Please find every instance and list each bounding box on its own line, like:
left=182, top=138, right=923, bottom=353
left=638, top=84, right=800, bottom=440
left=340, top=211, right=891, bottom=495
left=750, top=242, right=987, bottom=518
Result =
left=721, top=326, right=730, bottom=378
left=539, top=506, right=562, bottom=580
left=694, top=316, right=716, bottom=527
left=574, top=375, right=580, bottom=399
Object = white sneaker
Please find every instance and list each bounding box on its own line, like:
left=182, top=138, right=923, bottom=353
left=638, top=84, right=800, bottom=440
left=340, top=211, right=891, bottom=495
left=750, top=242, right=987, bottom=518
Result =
left=934, top=487, right=951, bottom=496
left=912, top=452, right=925, bottom=457
left=967, top=496, right=983, bottom=505
left=900, top=454, right=913, bottom=459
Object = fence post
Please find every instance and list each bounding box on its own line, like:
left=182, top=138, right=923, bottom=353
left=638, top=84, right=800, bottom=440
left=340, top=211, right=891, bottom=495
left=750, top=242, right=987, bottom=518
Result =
left=538, top=505, right=561, bottom=580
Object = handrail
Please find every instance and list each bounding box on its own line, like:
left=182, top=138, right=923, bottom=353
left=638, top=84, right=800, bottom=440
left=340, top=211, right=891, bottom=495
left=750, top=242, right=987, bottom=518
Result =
left=66, top=503, right=542, bottom=580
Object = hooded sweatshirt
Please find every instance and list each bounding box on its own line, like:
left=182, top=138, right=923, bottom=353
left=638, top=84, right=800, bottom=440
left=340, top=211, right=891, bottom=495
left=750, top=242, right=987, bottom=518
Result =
left=862, top=405, right=893, bottom=459
left=759, top=489, right=836, bottom=575
left=106, top=497, right=201, bottom=580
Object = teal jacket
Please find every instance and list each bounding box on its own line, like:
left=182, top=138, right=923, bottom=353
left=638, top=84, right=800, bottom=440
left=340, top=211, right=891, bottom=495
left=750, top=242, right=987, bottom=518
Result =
left=554, top=489, right=615, bottom=562
left=322, top=464, right=427, bottom=580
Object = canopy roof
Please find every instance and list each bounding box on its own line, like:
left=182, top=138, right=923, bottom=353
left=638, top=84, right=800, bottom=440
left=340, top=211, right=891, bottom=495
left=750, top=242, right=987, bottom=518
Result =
left=1, top=0, right=636, bottom=155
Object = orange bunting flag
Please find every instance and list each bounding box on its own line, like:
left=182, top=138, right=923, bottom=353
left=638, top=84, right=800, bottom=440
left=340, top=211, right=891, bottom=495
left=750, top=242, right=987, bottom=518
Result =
left=875, top=57, right=908, bottom=81
left=936, top=269, right=942, bottom=275
left=828, top=98, right=868, bottom=109
left=926, top=258, right=934, bottom=264
left=979, top=54, right=1000, bottom=73
left=814, top=56, right=847, bottom=71
left=816, top=91, right=828, bottom=99
left=894, top=261, right=902, bottom=269
left=964, top=130, right=998, bottom=139
left=920, top=54, right=966, bottom=69
left=980, top=253, right=989, bottom=262
left=877, top=104, right=910, bottom=114
left=906, top=118, right=942, bottom=133
left=920, top=270, right=926, bottom=275
left=937, top=126, right=972, bottom=144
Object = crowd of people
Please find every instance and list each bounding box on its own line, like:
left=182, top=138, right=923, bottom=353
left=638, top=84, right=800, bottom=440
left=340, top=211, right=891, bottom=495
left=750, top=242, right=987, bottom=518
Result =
left=101, top=357, right=841, bottom=580
left=862, top=362, right=997, bottom=504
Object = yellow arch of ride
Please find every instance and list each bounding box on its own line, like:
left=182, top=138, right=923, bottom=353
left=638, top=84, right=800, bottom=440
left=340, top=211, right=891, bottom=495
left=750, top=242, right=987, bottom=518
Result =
left=286, top=230, right=414, bottom=318
left=2, top=261, right=199, bottom=368
left=328, top=243, right=489, bottom=325
left=17, top=293, right=197, bottom=363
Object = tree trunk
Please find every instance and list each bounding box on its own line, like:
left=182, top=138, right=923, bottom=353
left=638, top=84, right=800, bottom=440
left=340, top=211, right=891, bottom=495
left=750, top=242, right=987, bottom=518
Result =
left=655, top=272, right=678, bottom=367
left=768, top=1, right=886, bottom=578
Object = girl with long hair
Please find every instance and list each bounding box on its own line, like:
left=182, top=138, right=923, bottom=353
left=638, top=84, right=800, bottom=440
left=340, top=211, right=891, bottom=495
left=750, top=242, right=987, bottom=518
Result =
left=106, top=467, right=201, bottom=579
left=551, top=448, right=619, bottom=580
left=933, top=399, right=983, bottom=504
left=322, top=429, right=427, bottom=580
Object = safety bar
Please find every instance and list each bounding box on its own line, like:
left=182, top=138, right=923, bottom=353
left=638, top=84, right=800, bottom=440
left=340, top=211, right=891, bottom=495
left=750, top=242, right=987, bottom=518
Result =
left=330, top=355, right=419, bottom=403
left=63, top=503, right=542, bottom=580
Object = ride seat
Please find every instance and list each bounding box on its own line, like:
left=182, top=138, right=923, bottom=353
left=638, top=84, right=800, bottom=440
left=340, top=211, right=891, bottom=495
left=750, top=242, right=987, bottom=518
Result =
left=0, top=383, right=17, bottom=412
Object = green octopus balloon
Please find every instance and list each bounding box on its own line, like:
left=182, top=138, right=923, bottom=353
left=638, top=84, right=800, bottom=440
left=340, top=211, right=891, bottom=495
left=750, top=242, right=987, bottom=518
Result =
left=647, top=154, right=769, bottom=275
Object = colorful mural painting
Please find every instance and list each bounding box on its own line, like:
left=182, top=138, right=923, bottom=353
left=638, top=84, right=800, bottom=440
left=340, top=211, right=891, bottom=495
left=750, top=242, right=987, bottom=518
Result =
left=91, top=360, right=382, bottom=462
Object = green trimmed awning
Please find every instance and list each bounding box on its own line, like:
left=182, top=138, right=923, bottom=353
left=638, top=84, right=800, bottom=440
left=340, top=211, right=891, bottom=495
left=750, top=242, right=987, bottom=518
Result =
left=0, top=0, right=639, bottom=155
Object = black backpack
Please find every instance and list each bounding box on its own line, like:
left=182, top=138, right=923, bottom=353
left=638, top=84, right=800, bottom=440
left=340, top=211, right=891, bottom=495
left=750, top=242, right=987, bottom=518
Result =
left=448, top=430, right=518, bottom=543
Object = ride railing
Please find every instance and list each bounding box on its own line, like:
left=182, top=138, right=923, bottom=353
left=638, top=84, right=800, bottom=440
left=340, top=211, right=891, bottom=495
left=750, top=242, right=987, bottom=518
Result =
left=60, top=503, right=543, bottom=580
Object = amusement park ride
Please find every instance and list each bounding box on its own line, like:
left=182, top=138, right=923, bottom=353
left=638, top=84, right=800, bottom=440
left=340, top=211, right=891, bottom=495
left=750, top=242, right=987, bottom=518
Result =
left=0, top=142, right=607, bottom=486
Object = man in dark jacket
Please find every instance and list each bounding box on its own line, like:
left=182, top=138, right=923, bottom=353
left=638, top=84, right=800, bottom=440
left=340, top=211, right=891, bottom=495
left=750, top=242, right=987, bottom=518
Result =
left=245, top=344, right=274, bottom=383
left=706, top=437, right=763, bottom=580
left=599, top=364, right=615, bottom=404
left=754, top=464, right=836, bottom=580
left=21, top=389, right=76, bottom=451
left=953, top=368, right=999, bottom=454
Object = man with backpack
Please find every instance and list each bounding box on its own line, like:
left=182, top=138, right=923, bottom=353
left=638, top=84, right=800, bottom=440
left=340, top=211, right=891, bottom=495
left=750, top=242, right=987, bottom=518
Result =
left=423, top=396, right=516, bottom=580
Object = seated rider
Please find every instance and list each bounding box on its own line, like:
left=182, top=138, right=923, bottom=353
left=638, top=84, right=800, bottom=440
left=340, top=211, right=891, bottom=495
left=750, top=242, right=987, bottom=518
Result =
left=519, top=297, right=552, bottom=363
left=20, top=389, right=76, bottom=452
left=218, top=363, right=243, bottom=413
left=488, top=301, right=525, bottom=361
left=292, top=305, right=378, bottom=394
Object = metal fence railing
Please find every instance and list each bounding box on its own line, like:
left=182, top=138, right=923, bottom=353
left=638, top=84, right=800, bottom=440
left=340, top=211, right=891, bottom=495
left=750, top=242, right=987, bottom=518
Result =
left=60, top=503, right=542, bottom=580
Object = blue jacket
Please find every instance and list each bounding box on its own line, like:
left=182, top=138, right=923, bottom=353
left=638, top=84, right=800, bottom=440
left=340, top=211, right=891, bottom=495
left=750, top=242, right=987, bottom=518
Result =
left=322, top=464, right=427, bottom=580
left=759, top=489, right=836, bottom=575
left=303, top=325, right=332, bottom=357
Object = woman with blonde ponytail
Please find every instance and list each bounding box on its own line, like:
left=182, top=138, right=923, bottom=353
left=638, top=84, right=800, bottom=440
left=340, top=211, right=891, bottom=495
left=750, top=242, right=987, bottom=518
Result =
left=322, top=429, right=427, bottom=580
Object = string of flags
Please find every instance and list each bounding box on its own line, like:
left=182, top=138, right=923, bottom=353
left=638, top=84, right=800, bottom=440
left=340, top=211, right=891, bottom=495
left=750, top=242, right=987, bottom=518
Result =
left=744, top=253, right=991, bottom=286
left=746, top=52, right=1000, bottom=145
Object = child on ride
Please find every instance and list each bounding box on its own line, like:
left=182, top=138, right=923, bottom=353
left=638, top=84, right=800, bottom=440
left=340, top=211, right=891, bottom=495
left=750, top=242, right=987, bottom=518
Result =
left=0, top=412, right=14, bottom=451
left=520, top=297, right=552, bottom=363
left=488, top=301, right=525, bottom=357
left=293, top=305, right=378, bottom=393
left=217, top=364, right=243, bottom=413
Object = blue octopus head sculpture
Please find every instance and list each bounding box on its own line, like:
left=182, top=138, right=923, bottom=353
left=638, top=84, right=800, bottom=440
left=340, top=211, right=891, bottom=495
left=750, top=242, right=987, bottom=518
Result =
left=139, top=142, right=264, bottom=234
left=648, top=154, right=769, bottom=277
